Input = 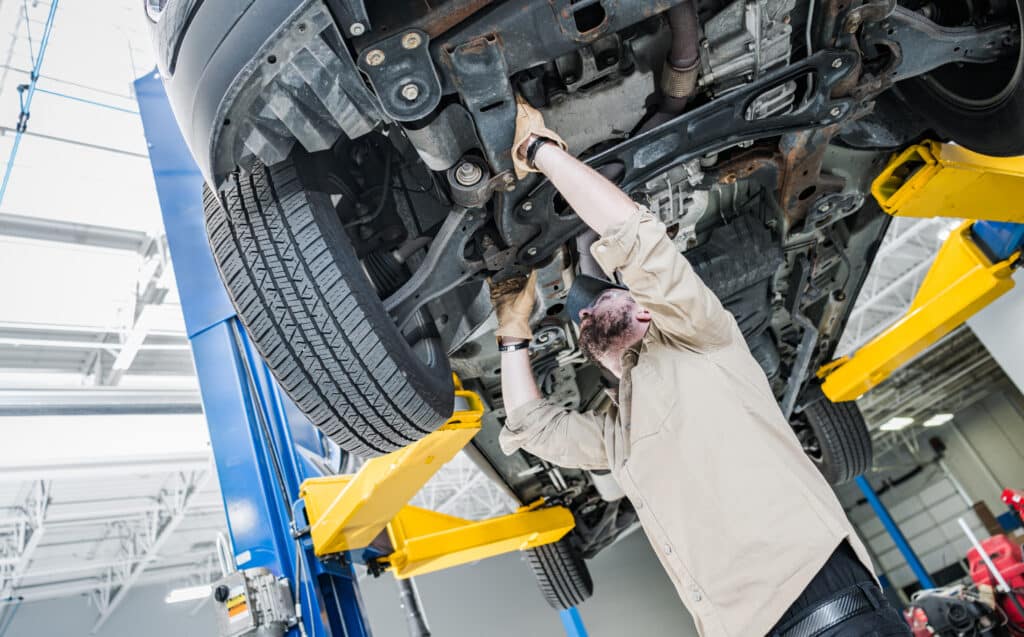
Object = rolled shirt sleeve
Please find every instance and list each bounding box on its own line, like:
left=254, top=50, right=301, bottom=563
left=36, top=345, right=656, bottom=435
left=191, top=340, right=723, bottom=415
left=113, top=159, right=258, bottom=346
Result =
left=590, top=206, right=734, bottom=349
left=499, top=398, right=611, bottom=471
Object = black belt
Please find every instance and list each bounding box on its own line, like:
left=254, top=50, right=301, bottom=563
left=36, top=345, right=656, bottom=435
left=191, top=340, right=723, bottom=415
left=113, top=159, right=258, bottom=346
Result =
left=772, top=584, right=879, bottom=637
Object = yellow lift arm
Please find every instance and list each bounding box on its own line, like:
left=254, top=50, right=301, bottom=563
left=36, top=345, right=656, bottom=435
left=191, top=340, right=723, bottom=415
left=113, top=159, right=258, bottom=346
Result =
left=297, top=377, right=575, bottom=579
left=818, top=141, right=1024, bottom=402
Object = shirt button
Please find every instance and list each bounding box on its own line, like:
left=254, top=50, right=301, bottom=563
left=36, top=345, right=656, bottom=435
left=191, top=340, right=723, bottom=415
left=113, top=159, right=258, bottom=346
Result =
left=664, top=544, right=672, bottom=555
left=692, top=592, right=702, bottom=602
left=634, top=501, right=643, bottom=510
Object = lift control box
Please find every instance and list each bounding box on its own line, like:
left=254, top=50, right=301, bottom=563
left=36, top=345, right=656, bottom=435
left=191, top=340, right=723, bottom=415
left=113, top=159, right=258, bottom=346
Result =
left=211, top=568, right=296, bottom=637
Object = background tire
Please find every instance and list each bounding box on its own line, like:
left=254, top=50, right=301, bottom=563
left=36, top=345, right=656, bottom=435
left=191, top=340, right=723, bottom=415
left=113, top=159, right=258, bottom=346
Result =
left=204, top=151, right=453, bottom=457
left=525, top=538, right=594, bottom=610
left=798, top=387, right=873, bottom=485
left=897, top=0, right=1024, bottom=156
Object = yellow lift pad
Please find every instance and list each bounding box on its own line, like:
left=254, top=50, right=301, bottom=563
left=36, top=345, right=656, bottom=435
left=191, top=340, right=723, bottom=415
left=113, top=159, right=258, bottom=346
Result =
left=299, top=377, right=575, bottom=577
left=872, top=140, right=1024, bottom=222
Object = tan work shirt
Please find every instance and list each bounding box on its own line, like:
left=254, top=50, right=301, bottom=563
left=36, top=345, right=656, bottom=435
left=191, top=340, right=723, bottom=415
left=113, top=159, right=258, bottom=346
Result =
left=500, top=208, right=874, bottom=637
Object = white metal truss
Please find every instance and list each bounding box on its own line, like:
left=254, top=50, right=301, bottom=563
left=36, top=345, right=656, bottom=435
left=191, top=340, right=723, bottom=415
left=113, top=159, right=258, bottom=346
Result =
left=87, top=468, right=213, bottom=633
left=410, top=453, right=517, bottom=520
left=0, top=481, right=51, bottom=608
left=837, top=216, right=961, bottom=356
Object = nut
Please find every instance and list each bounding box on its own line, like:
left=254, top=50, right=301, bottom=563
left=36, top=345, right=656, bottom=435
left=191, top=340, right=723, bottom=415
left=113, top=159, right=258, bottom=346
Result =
left=831, top=58, right=843, bottom=69
left=365, top=49, right=385, bottom=66
left=402, top=32, right=422, bottom=49
left=454, top=161, right=483, bottom=186
left=350, top=22, right=366, bottom=36
left=401, top=84, right=420, bottom=101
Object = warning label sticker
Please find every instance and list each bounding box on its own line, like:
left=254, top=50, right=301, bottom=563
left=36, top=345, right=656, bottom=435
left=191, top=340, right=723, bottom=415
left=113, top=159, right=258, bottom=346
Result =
left=225, top=593, right=250, bottom=623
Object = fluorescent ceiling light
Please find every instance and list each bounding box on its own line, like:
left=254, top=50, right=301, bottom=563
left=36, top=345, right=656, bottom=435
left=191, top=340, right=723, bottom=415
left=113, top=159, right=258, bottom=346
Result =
left=923, top=413, right=954, bottom=427
left=165, top=584, right=211, bottom=604
left=879, top=416, right=914, bottom=431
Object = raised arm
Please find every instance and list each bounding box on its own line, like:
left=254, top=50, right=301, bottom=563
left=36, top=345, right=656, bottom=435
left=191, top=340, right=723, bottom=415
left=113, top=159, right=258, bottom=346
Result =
left=532, top=142, right=734, bottom=349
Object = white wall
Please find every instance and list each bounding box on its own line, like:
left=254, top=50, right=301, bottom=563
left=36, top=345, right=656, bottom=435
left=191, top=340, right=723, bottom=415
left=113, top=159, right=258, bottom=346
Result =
left=941, top=383, right=1024, bottom=512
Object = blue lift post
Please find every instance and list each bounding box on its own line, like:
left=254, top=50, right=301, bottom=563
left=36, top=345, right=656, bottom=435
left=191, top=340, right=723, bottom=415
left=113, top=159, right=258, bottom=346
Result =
left=855, top=476, right=936, bottom=590
left=135, top=70, right=372, bottom=637
left=136, top=70, right=591, bottom=636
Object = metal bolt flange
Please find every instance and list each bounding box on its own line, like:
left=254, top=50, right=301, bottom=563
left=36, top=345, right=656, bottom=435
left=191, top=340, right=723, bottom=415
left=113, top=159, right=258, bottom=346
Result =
left=402, top=32, right=422, bottom=49
left=831, top=58, right=843, bottom=68
left=401, top=84, right=420, bottom=101
left=366, top=49, right=385, bottom=66
left=829, top=106, right=842, bottom=117
left=522, top=201, right=533, bottom=211
left=454, top=161, right=483, bottom=186
left=350, top=22, right=366, bottom=36
left=527, top=247, right=538, bottom=256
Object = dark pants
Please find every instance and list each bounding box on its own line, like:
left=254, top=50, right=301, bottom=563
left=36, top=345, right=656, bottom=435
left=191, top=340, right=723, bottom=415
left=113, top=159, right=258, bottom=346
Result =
left=767, top=542, right=912, bottom=637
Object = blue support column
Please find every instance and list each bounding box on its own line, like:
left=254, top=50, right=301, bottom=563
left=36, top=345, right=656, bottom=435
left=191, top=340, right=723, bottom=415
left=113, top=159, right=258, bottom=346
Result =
left=855, top=475, right=935, bottom=589
left=559, top=608, right=589, bottom=637
left=136, top=69, right=372, bottom=637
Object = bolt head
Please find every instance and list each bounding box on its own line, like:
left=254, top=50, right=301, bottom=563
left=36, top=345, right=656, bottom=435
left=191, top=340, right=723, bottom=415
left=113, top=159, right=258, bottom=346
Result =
left=402, top=32, right=422, bottom=49
left=401, top=84, right=420, bottom=101
left=522, top=201, right=533, bottom=211
left=831, top=58, right=843, bottom=68
left=350, top=22, right=366, bottom=36
left=366, top=49, right=385, bottom=66
left=527, top=247, right=538, bottom=256
left=504, top=183, right=516, bottom=192
left=454, top=161, right=483, bottom=186
left=829, top=106, right=842, bottom=117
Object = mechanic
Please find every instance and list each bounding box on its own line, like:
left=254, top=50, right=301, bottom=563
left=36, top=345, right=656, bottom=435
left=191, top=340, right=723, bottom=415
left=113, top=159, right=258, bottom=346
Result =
left=489, top=98, right=911, bottom=637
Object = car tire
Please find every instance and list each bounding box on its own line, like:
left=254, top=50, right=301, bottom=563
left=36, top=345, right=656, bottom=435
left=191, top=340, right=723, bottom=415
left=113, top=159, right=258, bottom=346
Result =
left=204, top=151, right=453, bottom=457
left=525, top=538, right=594, bottom=610
left=897, top=0, right=1024, bottom=156
left=800, top=387, right=873, bottom=485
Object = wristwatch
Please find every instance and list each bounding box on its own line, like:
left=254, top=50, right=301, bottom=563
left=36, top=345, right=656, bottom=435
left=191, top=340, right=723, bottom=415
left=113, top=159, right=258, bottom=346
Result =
left=525, top=136, right=551, bottom=169
left=498, top=340, right=529, bottom=353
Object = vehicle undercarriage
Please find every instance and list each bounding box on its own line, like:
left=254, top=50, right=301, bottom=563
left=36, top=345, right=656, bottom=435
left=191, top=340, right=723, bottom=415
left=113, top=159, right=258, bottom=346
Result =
left=150, top=0, right=1024, bottom=607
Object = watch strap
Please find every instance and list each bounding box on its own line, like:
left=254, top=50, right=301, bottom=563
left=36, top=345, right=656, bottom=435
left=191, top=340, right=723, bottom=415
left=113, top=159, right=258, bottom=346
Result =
left=525, top=137, right=550, bottom=168
left=498, top=340, right=530, bottom=353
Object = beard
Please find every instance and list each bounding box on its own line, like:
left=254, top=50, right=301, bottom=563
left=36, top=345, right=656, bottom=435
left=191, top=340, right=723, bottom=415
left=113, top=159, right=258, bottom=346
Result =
left=579, top=305, right=634, bottom=363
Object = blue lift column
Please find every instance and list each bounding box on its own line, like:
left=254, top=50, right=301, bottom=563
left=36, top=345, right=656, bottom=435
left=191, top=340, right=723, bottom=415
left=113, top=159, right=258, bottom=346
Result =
left=135, top=70, right=372, bottom=637
left=855, top=476, right=936, bottom=590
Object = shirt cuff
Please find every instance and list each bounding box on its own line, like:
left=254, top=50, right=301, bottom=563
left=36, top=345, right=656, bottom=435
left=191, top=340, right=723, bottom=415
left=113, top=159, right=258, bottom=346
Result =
left=589, top=205, right=651, bottom=278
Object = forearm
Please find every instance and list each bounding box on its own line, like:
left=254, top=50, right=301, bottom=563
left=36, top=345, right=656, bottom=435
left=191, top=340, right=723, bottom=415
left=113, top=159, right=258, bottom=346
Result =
left=533, top=142, right=638, bottom=236
left=499, top=341, right=542, bottom=413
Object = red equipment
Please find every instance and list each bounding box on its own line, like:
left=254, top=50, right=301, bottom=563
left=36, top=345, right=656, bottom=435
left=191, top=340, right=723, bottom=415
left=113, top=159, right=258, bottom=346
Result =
left=1004, top=489, right=1024, bottom=523
left=967, top=534, right=1024, bottom=631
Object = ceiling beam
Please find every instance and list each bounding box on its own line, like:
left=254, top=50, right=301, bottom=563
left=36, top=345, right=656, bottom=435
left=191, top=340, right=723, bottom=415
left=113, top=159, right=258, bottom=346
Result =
left=0, top=212, right=153, bottom=253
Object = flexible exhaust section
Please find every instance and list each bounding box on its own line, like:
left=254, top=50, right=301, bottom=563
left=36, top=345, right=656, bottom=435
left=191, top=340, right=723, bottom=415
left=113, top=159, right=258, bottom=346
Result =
left=643, top=1, right=701, bottom=130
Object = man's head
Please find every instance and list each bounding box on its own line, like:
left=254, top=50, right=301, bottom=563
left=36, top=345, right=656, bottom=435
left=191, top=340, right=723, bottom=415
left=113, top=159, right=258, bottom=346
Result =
left=567, top=276, right=651, bottom=375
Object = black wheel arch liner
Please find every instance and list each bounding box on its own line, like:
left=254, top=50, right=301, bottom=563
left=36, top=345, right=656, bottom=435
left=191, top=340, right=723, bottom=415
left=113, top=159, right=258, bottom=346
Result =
left=153, top=0, right=381, bottom=188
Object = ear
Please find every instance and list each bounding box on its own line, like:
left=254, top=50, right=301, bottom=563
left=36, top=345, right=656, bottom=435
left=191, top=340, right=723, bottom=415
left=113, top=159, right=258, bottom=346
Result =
left=635, top=306, right=652, bottom=323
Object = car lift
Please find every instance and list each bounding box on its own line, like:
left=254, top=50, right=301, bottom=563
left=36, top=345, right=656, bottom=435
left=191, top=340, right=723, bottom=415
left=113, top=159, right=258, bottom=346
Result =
left=817, top=140, right=1024, bottom=402
left=135, top=72, right=587, bottom=637
left=815, top=140, right=1024, bottom=591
